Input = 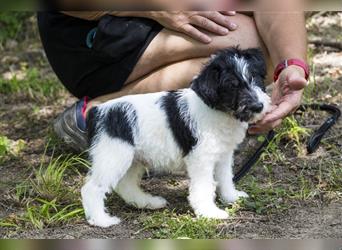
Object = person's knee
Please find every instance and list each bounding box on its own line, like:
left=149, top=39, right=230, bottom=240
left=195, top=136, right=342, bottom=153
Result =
left=235, top=14, right=261, bottom=48
left=210, top=14, right=262, bottom=51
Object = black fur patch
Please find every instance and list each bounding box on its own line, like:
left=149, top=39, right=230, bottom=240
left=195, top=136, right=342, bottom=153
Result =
left=160, top=91, right=198, bottom=156
left=86, top=106, right=100, bottom=146
left=104, top=103, right=137, bottom=145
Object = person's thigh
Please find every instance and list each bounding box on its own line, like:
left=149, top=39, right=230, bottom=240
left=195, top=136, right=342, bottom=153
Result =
left=125, top=13, right=267, bottom=84
left=92, top=57, right=208, bottom=104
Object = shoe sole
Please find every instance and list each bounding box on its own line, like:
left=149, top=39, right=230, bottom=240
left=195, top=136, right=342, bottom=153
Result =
left=53, top=112, right=88, bottom=152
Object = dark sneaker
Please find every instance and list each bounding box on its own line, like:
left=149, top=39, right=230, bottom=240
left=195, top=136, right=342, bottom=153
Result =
left=53, top=97, right=89, bottom=152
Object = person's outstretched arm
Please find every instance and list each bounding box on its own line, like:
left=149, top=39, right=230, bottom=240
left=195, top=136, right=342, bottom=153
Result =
left=250, top=7, right=308, bottom=134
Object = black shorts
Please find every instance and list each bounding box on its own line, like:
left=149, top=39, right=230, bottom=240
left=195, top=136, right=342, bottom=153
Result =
left=37, top=12, right=163, bottom=99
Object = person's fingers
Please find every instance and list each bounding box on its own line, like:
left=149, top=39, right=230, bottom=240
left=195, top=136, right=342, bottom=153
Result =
left=248, top=119, right=282, bottom=135
left=220, top=11, right=236, bottom=16
left=262, top=101, right=297, bottom=124
left=190, top=15, right=229, bottom=35
left=200, top=11, right=238, bottom=30
left=279, top=65, right=308, bottom=91
left=180, top=24, right=212, bottom=43
left=252, top=105, right=278, bottom=126
left=287, top=71, right=308, bottom=90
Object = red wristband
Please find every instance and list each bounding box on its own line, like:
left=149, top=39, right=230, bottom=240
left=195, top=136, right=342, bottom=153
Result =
left=274, top=59, right=310, bottom=82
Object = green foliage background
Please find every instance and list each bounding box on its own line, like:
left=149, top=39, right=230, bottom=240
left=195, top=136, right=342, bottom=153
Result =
left=0, top=12, right=32, bottom=44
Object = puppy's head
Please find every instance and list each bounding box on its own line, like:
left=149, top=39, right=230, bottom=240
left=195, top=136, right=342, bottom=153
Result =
left=191, top=48, right=271, bottom=123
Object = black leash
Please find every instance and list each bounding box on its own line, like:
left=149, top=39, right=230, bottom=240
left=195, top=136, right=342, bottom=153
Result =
left=299, top=104, right=341, bottom=154
left=233, top=103, right=341, bottom=183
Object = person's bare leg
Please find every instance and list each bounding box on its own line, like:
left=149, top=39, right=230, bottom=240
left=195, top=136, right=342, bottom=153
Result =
left=125, top=13, right=267, bottom=84
left=88, top=57, right=208, bottom=110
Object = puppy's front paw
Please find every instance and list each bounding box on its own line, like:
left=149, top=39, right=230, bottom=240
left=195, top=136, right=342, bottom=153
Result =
left=145, top=196, right=167, bottom=210
left=87, top=214, right=121, bottom=228
left=196, top=208, right=229, bottom=220
left=222, top=190, right=249, bottom=204
left=131, top=195, right=167, bottom=210
left=145, top=196, right=168, bottom=210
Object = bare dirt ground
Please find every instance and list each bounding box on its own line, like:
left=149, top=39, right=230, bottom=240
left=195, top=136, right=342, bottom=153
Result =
left=0, top=12, right=341, bottom=239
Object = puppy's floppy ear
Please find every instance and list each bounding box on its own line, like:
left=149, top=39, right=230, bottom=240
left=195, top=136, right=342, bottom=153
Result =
left=191, top=59, right=222, bottom=109
left=241, top=48, right=267, bottom=79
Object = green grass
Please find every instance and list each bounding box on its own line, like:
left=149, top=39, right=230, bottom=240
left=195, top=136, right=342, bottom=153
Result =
left=0, top=135, right=26, bottom=163
left=237, top=168, right=316, bottom=215
left=238, top=176, right=290, bottom=215
left=327, top=163, right=342, bottom=191
left=24, top=198, right=84, bottom=230
left=2, top=151, right=90, bottom=229
left=242, top=156, right=341, bottom=210
left=274, top=116, right=310, bottom=154
left=0, top=12, right=32, bottom=45
left=257, top=115, right=311, bottom=164
left=29, top=153, right=89, bottom=202
left=0, top=220, right=19, bottom=228
left=0, top=135, right=11, bottom=159
left=24, top=153, right=89, bottom=228
left=140, top=210, right=224, bottom=239
left=0, top=68, right=64, bottom=102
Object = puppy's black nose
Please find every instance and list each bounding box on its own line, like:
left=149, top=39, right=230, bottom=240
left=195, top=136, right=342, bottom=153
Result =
left=250, top=102, right=263, bottom=113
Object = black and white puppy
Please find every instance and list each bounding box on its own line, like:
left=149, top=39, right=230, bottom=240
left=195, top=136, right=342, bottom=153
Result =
left=82, top=48, right=270, bottom=227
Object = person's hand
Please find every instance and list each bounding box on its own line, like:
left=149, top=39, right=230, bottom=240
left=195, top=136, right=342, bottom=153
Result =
left=248, top=65, right=308, bottom=134
left=150, top=11, right=237, bottom=44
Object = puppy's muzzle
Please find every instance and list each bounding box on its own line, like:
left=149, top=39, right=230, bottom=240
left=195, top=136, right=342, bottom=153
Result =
left=249, top=102, right=264, bottom=113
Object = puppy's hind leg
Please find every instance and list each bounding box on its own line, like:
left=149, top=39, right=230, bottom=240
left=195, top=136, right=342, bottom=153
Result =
left=81, top=138, right=134, bottom=228
left=115, top=164, right=168, bottom=209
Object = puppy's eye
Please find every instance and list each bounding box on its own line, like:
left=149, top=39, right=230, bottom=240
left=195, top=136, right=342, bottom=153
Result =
left=231, top=80, right=240, bottom=88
